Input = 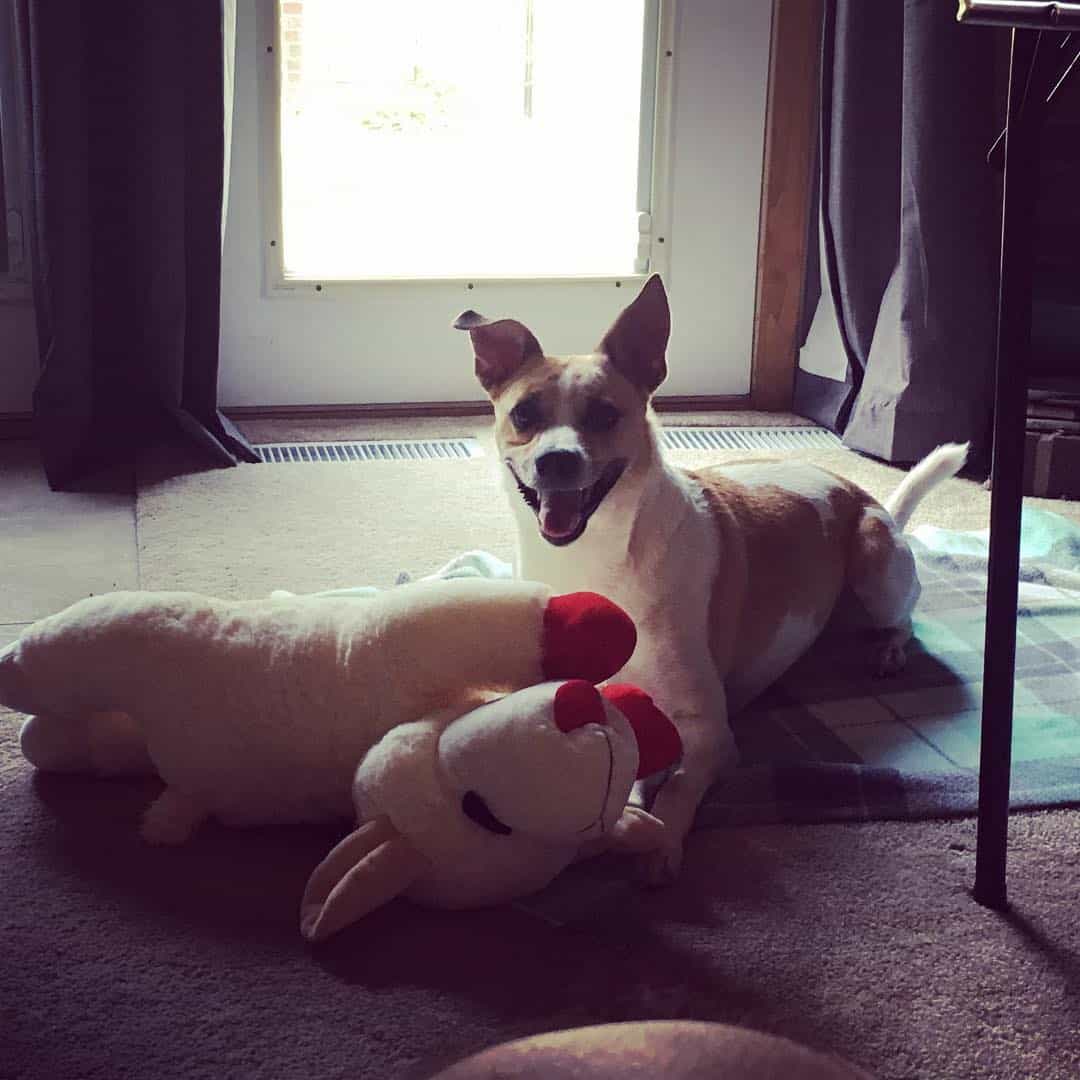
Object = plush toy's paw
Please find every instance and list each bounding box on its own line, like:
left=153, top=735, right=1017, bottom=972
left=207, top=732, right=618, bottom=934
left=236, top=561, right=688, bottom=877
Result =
left=141, top=789, right=206, bottom=845
left=19, top=714, right=93, bottom=772
left=542, top=593, right=637, bottom=684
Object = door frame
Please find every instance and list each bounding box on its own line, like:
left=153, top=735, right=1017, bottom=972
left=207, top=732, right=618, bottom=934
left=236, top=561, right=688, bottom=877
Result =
left=229, top=0, right=823, bottom=421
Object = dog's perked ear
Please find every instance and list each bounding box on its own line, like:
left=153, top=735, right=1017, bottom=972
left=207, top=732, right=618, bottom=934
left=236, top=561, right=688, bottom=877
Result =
left=454, top=311, right=544, bottom=394
left=596, top=274, right=670, bottom=394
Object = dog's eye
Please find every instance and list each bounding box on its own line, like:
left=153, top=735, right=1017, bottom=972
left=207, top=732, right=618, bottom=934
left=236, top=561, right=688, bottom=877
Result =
left=509, top=397, right=542, bottom=432
left=583, top=399, right=621, bottom=433
left=461, top=791, right=513, bottom=836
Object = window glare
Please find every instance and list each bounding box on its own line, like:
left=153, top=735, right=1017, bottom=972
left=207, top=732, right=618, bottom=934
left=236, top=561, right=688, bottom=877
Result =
left=278, top=0, right=648, bottom=280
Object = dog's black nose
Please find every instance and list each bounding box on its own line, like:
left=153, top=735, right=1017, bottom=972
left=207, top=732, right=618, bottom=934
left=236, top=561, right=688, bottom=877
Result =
left=535, top=450, right=584, bottom=486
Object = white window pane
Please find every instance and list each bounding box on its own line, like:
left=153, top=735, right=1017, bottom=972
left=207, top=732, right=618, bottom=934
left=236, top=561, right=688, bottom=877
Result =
left=278, top=0, right=648, bottom=280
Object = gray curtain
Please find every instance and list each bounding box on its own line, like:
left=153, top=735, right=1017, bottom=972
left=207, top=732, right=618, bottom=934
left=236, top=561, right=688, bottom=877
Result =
left=14, top=0, right=258, bottom=490
left=794, top=0, right=1000, bottom=465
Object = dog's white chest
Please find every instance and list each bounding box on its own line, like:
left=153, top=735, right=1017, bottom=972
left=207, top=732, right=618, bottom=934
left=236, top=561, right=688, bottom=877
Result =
left=515, top=470, right=722, bottom=714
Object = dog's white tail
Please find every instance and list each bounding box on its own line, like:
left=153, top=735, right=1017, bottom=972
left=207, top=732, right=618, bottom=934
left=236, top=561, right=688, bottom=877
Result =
left=883, top=442, right=969, bottom=532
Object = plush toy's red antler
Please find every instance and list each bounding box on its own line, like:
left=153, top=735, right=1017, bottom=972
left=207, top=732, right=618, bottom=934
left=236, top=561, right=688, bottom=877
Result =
left=601, top=685, right=682, bottom=778
left=553, top=680, right=608, bottom=733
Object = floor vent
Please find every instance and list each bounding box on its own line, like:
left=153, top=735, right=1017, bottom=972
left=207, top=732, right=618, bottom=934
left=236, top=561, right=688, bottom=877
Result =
left=255, top=427, right=843, bottom=464
left=254, top=439, right=484, bottom=463
left=660, top=426, right=843, bottom=452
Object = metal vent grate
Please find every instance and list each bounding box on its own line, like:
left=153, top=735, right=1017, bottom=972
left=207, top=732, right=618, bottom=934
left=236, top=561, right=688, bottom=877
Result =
left=255, top=439, right=484, bottom=463
left=254, top=427, right=842, bottom=464
left=659, top=426, right=843, bottom=452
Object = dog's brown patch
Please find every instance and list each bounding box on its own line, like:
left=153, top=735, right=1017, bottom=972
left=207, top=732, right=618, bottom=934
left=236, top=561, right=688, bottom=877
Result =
left=691, top=467, right=876, bottom=697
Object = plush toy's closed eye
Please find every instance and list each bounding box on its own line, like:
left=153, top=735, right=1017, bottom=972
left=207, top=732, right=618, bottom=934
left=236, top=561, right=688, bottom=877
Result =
left=461, top=791, right=512, bottom=835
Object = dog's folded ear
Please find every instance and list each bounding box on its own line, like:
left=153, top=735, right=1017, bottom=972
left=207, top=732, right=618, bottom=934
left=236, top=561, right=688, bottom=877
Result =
left=596, top=274, right=670, bottom=394
left=453, top=311, right=543, bottom=394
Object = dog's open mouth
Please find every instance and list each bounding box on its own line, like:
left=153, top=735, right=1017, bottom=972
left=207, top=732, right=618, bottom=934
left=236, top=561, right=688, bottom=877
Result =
left=510, top=459, right=627, bottom=546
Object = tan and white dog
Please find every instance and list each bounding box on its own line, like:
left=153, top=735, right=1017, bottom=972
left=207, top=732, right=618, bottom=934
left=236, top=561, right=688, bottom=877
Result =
left=455, top=275, right=967, bottom=883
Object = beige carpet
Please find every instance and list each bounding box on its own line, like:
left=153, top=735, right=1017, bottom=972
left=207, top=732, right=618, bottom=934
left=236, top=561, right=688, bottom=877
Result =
left=4, top=417, right=1079, bottom=1080
left=137, top=413, right=1080, bottom=597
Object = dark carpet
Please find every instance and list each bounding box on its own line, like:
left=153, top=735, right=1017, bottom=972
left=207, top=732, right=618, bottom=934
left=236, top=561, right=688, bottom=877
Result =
left=3, top=717, right=1080, bottom=1080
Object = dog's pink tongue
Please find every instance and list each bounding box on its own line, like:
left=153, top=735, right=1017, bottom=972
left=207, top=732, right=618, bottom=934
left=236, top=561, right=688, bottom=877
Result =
left=539, top=490, right=584, bottom=539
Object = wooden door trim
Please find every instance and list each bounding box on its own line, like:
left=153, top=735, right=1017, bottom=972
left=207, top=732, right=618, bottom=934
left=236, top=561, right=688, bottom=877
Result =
left=749, top=0, right=824, bottom=411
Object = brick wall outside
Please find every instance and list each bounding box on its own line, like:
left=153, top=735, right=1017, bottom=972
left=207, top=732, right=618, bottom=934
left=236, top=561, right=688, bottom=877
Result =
left=281, top=0, right=303, bottom=97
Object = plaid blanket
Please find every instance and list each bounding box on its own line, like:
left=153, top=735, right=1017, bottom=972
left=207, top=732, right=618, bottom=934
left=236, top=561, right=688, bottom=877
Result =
left=700, top=506, right=1080, bottom=827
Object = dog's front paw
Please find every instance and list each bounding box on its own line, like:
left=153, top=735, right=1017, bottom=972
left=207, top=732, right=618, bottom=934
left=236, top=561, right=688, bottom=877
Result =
left=636, top=839, right=684, bottom=888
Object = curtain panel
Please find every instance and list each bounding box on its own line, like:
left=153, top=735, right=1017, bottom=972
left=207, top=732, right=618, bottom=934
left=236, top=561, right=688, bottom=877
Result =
left=14, top=0, right=257, bottom=489
left=795, top=0, right=1001, bottom=465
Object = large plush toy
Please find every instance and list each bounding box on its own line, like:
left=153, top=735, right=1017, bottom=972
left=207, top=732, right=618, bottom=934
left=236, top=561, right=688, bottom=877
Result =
left=0, top=579, right=681, bottom=941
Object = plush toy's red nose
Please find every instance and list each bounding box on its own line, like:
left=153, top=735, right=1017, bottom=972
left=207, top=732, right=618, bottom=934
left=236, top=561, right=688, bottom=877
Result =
left=553, top=679, right=608, bottom=733
left=601, top=684, right=682, bottom=778
left=542, top=592, right=637, bottom=684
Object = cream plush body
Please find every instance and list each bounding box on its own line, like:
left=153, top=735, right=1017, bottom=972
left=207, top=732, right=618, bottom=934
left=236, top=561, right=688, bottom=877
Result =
left=0, top=579, right=681, bottom=940
left=1, top=578, right=634, bottom=841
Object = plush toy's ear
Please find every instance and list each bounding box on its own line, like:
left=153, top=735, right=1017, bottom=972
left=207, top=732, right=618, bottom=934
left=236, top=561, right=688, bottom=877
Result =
left=300, top=817, right=431, bottom=943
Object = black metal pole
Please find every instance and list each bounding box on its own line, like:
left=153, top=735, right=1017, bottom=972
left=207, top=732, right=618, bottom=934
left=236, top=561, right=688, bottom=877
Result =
left=958, top=0, right=1080, bottom=30
left=973, top=28, right=1046, bottom=910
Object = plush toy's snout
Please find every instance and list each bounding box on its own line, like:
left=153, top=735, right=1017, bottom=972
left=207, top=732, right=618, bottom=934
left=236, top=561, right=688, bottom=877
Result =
left=437, top=681, right=632, bottom=841
left=436, top=680, right=681, bottom=844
